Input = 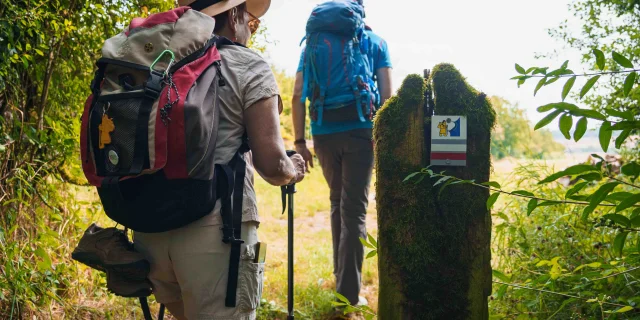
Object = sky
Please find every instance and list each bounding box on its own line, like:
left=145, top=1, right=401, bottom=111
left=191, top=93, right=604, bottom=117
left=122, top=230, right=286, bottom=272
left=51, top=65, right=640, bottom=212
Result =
left=259, top=0, right=587, bottom=124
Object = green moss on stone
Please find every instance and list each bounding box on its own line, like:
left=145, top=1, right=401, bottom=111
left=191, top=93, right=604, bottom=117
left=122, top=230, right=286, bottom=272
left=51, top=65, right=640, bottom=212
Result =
left=374, top=65, right=495, bottom=320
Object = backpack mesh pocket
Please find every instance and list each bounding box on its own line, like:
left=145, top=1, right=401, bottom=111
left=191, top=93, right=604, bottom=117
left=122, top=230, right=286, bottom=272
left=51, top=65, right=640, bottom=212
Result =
left=90, top=92, right=152, bottom=176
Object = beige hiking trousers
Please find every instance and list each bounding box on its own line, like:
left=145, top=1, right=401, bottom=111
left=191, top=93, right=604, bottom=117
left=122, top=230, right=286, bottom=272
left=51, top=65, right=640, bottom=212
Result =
left=134, top=218, right=263, bottom=320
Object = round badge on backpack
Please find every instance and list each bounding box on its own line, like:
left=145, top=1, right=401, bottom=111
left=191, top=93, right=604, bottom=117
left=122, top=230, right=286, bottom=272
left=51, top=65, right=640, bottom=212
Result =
left=105, top=146, right=120, bottom=173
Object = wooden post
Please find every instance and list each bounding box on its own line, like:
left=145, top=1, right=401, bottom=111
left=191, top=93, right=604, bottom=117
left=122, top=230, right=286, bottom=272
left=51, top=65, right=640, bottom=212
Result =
left=374, top=64, right=495, bottom=319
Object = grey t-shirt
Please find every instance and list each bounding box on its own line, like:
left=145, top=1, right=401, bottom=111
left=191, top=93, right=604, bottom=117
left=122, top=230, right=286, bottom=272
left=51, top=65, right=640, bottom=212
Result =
left=192, top=44, right=282, bottom=227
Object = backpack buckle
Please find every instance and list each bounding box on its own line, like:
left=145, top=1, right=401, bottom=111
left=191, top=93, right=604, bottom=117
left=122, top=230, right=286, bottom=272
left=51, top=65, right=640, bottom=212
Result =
left=222, top=231, right=245, bottom=245
left=144, top=70, right=164, bottom=100
left=221, top=226, right=234, bottom=243
left=221, top=222, right=245, bottom=245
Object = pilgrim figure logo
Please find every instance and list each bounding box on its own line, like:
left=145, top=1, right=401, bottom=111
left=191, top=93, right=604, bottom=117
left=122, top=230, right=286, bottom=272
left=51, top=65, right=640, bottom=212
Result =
left=437, top=118, right=462, bottom=137
left=438, top=120, right=448, bottom=137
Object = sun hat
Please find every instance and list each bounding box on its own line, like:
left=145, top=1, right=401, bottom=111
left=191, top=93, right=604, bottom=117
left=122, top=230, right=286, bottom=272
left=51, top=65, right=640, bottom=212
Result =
left=178, top=0, right=271, bottom=18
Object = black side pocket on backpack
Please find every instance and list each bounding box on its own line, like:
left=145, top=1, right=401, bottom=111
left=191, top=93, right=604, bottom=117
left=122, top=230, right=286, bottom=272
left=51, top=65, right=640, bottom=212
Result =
left=92, top=91, right=150, bottom=176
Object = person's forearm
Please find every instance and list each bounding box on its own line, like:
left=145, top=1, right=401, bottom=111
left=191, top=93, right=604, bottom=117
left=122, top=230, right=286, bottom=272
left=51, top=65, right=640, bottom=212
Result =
left=380, top=89, right=391, bottom=107
left=245, top=95, right=298, bottom=187
left=255, top=157, right=296, bottom=186
left=377, top=67, right=393, bottom=106
left=292, top=95, right=306, bottom=141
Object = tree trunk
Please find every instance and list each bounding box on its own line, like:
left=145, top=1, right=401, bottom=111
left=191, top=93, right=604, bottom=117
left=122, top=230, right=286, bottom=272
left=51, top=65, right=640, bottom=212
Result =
left=374, top=64, right=496, bottom=320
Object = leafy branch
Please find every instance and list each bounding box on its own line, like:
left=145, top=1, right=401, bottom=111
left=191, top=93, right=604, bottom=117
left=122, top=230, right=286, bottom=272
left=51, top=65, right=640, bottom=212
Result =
left=610, top=176, right=640, bottom=190
left=360, top=233, right=378, bottom=259
left=406, top=164, right=640, bottom=218
left=333, top=292, right=377, bottom=320
left=514, top=49, right=637, bottom=99
left=493, top=280, right=633, bottom=312
left=513, top=49, right=639, bottom=153
left=405, top=161, right=640, bottom=261
left=587, top=265, right=640, bottom=282
left=517, top=69, right=640, bottom=78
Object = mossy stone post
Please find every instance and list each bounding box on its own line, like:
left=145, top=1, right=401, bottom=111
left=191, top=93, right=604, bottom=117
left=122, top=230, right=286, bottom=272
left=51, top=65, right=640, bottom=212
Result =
left=374, top=64, right=495, bottom=319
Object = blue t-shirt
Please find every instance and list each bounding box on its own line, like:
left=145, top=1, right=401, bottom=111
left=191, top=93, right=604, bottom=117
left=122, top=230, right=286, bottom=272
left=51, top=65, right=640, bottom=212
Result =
left=298, top=29, right=392, bottom=136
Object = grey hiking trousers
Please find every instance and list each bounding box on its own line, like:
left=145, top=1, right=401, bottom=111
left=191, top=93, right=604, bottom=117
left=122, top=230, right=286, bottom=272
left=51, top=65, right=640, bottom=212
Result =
left=313, top=128, right=373, bottom=305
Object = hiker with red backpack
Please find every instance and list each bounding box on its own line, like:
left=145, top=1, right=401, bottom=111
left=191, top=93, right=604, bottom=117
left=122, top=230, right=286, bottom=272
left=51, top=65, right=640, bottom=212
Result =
left=292, top=0, right=393, bottom=310
left=73, top=0, right=305, bottom=319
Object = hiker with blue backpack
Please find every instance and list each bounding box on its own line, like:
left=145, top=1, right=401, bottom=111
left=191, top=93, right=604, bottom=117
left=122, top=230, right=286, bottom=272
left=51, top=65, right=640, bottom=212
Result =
left=292, top=0, right=393, bottom=309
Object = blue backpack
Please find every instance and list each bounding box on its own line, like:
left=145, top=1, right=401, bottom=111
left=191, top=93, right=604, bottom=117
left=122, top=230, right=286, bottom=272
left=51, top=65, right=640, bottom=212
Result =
left=300, top=0, right=379, bottom=126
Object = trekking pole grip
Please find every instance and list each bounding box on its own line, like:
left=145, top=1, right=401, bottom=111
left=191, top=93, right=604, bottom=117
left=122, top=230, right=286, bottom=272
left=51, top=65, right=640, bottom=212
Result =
left=281, top=150, right=298, bottom=215
left=285, top=150, right=298, bottom=191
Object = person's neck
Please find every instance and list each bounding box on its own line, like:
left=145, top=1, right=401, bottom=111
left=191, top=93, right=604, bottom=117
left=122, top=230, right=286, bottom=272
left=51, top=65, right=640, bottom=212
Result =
left=217, top=29, right=235, bottom=41
left=216, top=29, right=247, bottom=46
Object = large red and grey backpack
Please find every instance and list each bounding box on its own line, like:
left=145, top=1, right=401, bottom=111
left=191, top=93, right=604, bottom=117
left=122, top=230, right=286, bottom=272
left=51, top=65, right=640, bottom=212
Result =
left=80, top=6, right=248, bottom=312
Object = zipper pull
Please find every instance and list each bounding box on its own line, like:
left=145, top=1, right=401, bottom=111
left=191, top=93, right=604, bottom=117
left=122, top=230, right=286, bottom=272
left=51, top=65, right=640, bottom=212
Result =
left=214, top=61, right=226, bottom=87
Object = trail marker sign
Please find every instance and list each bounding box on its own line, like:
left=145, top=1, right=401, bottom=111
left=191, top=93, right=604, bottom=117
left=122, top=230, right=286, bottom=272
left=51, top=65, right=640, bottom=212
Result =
left=430, top=115, right=467, bottom=166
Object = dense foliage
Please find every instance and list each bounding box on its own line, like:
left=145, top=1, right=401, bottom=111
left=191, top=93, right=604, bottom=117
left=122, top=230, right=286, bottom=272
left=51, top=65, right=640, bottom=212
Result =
left=488, top=51, right=640, bottom=319
left=492, top=2, right=640, bottom=316
left=0, top=1, right=177, bottom=318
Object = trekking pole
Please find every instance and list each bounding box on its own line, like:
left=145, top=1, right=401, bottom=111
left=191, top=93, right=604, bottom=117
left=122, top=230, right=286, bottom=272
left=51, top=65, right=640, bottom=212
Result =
left=282, top=150, right=297, bottom=320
